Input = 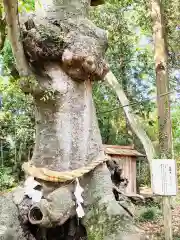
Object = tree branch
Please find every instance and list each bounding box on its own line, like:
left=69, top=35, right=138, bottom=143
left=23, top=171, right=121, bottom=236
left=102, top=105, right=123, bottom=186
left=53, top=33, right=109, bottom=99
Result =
left=3, top=0, right=29, bottom=76
left=0, top=3, right=6, bottom=51
left=105, top=71, right=156, bottom=170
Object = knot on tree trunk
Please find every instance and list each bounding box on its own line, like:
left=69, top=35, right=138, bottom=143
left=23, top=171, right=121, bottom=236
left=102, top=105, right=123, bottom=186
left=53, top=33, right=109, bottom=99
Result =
left=21, top=15, right=109, bottom=81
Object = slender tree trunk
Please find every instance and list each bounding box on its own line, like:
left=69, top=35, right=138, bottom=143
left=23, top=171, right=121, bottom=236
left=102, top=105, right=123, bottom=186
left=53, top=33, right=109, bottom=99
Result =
left=151, top=0, right=173, bottom=157
left=0, top=3, right=6, bottom=51
left=150, top=1, right=173, bottom=240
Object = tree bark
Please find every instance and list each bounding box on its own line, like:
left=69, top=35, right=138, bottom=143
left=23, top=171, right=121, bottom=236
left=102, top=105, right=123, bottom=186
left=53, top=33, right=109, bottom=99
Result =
left=3, top=0, right=29, bottom=76
left=150, top=0, right=173, bottom=158
left=2, top=0, right=146, bottom=239
left=150, top=1, right=173, bottom=240
left=31, top=66, right=104, bottom=172
left=0, top=3, right=6, bottom=51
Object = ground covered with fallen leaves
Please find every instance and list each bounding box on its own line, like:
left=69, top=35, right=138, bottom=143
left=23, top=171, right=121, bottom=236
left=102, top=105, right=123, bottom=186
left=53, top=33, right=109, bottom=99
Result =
left=136, top=188, right=180, bottom=240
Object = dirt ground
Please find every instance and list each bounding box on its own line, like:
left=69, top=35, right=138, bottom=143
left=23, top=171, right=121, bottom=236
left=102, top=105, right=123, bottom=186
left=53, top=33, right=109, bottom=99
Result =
left=137, top=187, right=180, bottom=240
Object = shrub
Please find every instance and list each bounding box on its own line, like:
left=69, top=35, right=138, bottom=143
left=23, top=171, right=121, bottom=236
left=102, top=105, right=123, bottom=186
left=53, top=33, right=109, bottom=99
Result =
left=137, top=206, right=162, bottom=222
left=0, top=167, right=17, bottom=190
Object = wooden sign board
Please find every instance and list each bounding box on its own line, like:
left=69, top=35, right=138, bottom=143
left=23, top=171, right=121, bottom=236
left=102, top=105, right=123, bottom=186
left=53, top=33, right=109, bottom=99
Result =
left=152, top=159, right=177, bottom=196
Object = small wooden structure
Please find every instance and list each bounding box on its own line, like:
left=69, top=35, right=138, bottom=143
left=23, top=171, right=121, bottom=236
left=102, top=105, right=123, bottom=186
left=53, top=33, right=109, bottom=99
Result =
left=104, top=145, right=144, bottom=194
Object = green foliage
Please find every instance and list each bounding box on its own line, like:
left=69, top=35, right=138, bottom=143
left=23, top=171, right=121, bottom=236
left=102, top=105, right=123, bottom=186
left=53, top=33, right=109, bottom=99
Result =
left=18, top=0, right=35, bottom=12
left=91, top=0, right=156, bottom=147
left=93, top=81, right=132, bottom=145
left=91, top=0, right=155, bottom=115
left=136, top=159, right=151, bottom=187
left=137, top=206, right=162, bottom=222
left=172, top=105, right=180, bottom=156
left=0, top=77, right=35, bottom=186
left=171, top=105, right=180, bottom=184
left=0, top=167, right=17, bottom=190
left=1, top=40, right=15, bottom=75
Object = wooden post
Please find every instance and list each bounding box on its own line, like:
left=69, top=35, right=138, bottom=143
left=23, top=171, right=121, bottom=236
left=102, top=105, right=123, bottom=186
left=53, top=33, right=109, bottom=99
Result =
left=150, top=0, right=174, bottom=240
left=163, top=197, right=172, bottom=240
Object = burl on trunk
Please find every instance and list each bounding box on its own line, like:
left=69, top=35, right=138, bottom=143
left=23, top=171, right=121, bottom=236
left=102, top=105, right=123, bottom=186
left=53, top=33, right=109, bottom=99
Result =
left=0, top=0, right=144, bottom=239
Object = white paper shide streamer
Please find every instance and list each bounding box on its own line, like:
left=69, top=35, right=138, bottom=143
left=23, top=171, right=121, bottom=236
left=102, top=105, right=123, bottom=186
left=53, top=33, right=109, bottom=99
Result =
left=24, top=176, right=42, bottom=203
left=74, top=178, right=85, bottom=218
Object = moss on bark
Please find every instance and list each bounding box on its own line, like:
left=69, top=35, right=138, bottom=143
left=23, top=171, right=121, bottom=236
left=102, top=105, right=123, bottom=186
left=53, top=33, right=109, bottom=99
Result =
left=22, top=18, right=65, bottom=67
left=20, top=9, right=108, bottom=81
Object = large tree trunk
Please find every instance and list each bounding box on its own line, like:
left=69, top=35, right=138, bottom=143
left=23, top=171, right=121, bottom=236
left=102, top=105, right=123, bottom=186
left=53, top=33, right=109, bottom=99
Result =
left=31, top=66, right=103, bottom=172
left=1, top=0, right=145, bottom=239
